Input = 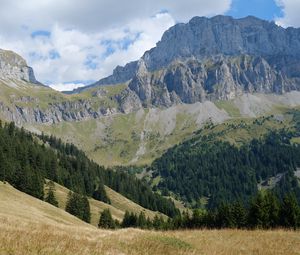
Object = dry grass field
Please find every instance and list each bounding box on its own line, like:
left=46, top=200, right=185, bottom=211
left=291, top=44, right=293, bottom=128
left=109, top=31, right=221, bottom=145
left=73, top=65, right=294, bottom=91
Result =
left=1, top=181, right=300, bottom=255
left=44, top=180, right=165, bottom=226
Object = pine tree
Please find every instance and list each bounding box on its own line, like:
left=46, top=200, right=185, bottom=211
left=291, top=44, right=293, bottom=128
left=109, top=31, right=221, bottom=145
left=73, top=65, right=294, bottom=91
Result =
left=65, top=191, right=91, bottom=223
left=92, top=184, right=110, bottom=204
left=231, top=201, right=247, bottom=229
left=45, top=181, right=59, bottom=207
left=137, top=211, right=147, bottom=229
left=82, top=196, right=91, bottom=223
left=98, top=209, right=115, bottom=229
left=280, top=193, right=300, bottom=229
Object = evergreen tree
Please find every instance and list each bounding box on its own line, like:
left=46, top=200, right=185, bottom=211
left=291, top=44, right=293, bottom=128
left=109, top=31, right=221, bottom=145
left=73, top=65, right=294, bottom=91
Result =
left=137, top=211, right=147, bottom=229
left=280, top=193, right=300, bottom=229
left=45, top=181, right=59, bottom=207
left=98, top=209, right=115, bottom=229
left=82, top=196, right=91, bottom=223
left=92, top=184, right=111, bottom=204
left=231, top=201, right=247, bottom=229
left=65, top=191, right=91, bottom=223
left=121, top=211, right=138, bottom=228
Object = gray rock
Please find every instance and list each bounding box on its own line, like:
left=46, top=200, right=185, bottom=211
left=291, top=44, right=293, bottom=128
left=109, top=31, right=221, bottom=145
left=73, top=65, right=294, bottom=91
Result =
left=0, top=49, right=38, bottom=83
left=85, top=15, right=300, bottom=106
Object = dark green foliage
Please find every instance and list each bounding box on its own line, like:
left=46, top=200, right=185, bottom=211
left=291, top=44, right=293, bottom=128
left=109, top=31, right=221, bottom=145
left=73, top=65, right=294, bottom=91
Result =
left=98, top=209, right=115, bottom=229
left=279, top=193, right=300, bottom=229
left=93, top=185, right=111, bottom=204
left=151, top=131, right=300, bottom=208
left=137, top=211, right=147, bottom=229
left=65, top=191, right=91, bottom=223
left=119, top=192, right=300, bottom=231
left=121, top=210, right=138, bottom=228
left=40, top=134, right=179, bottom=217
left=0, top=123, right=44, bottom=199
left=45, top=181, right=59, bottom=207
left=0, top=121, right=178, bottom=218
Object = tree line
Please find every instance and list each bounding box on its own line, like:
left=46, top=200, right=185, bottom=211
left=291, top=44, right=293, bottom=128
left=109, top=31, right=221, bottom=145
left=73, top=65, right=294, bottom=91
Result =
left=0, top=121, right=179, bottom=217
left=98, top=191, right=300, bottom=230
left=151, top=129, right=300, bottom=208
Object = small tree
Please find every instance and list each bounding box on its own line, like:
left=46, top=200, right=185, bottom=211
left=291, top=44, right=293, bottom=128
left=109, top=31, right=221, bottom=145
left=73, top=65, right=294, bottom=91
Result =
left=92, top=184, right=110, bottom=204
left=137, top=211, right=147, bottom=229
left=65, top=191, right=91, bottom=223
left=98, top=209, right=115, bottom=229
left=280, top=193, right=300, bottom=230
left=45, top=181, right=59, bottom=207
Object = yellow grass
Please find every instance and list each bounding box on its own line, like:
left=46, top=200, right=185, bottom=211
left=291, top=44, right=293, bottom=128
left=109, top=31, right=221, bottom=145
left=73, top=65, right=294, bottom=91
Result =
left=1, top=181, right=300, bottom=255
left=45, top=180, right=165, bottom=226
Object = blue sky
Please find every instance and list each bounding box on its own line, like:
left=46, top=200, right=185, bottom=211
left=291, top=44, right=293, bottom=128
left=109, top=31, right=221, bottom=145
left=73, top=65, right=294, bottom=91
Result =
left=227, top=0, right=283, bottom=21
left=0, top=0, right=299, bottom=91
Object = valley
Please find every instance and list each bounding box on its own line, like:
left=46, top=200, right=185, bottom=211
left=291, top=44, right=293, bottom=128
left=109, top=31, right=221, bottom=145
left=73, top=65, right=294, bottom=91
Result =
left=1, top=12, right=300, bottom=255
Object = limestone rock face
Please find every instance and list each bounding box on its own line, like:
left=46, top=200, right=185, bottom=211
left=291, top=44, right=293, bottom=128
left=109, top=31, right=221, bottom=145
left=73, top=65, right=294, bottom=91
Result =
left=0, top=49, right=38, bottom=83
left=86, top=15, right=300, bottom=107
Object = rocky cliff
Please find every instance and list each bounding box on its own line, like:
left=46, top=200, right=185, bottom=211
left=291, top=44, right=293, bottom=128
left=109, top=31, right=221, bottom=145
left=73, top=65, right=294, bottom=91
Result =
left=2, top=15, right=300, bottom=125
left=82, top=15, right=300, bottom=106
left=0, top=49, right=38, bottom=83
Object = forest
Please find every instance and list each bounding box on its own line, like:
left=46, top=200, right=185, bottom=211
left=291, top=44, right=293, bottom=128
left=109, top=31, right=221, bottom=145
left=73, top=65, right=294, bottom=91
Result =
left=0, top=120, right=179, bottom=217
left=151, top=129, right=300, bottom=208
left=99, top=191, right=300, bottom=230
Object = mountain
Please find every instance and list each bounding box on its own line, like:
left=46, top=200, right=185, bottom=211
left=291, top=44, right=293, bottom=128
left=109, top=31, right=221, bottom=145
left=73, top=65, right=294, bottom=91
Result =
left=77, top=15, right=300, bottom=107
left=1, top=16, right=300, bottom=166
left=0, top=49, right=38, bottom=83
left=149, top=114, right=300, bottom=207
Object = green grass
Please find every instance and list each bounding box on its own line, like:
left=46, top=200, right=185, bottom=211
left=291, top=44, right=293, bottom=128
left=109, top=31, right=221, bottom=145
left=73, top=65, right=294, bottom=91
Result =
left=215, top=100, right=241, bottom=117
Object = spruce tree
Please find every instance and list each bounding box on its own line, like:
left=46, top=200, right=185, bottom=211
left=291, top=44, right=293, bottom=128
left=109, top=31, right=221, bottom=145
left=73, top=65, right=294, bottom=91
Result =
left=65, top=191, right=91, bottom=223
left=137, top=211, right=147, bottom=229
left=280, top=193, right=300, bottom=229
left=45, top=181, right=59, bottom=207
left=98, top=209, right=115, bottom=229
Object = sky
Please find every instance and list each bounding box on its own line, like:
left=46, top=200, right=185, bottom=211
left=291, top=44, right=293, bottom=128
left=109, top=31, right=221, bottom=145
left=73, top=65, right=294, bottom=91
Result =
left=0, top=0, right=299, bottom=91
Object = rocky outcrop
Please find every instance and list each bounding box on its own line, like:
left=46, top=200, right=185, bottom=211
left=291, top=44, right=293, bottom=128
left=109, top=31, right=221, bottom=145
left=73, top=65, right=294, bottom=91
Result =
left=0, top=99, right=119, bottom=125
left=82, top=15, right=300, bottom=107
left=0, top=49, right=38, bottom=83
left=125, top=55, right=295, bottom=107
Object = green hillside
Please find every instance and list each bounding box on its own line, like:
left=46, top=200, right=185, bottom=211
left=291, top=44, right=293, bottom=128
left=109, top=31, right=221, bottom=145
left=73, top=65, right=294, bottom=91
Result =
left=149, top=110, right=300, bottom=208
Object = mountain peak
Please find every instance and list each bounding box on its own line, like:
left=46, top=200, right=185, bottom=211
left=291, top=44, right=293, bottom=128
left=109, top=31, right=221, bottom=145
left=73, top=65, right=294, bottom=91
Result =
left=0, top=49, right=38, bottom=84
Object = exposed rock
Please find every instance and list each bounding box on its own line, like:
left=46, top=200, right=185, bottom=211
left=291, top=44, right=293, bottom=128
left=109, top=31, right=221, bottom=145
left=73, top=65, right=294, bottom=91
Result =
left=115, top=88, right=142, bottom=114
left=0, top=49, right=38, bottom=83
left=82, top=15, right=300, bottom=107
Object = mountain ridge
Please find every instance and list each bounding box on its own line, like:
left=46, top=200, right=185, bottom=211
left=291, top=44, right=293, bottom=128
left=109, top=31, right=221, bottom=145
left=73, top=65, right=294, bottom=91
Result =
left=71, top=15, right=300, bottom=108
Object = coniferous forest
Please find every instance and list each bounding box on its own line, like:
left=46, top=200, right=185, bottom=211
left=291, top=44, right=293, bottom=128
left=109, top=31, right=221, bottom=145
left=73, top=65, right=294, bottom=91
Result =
left=151, top=130, right=300, bottom=208
left=0, top=120, right=179, bottom=217
left=0, top=119, right=300, bottom=230
left=114, top=191, right=300, bottom=230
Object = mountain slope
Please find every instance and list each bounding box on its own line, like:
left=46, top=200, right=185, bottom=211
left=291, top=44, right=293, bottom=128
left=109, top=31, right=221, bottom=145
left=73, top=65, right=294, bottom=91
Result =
left=1, top=180, right=300, bottom=255
left=148, top=111, right=300, bottom=208
left=1, top=16, right=300, bottom=167
left=0, top=181, right=88, bottom=226
left=77, top=15, right=300, bottom=107
left=46, top=180, right=166, bottom=226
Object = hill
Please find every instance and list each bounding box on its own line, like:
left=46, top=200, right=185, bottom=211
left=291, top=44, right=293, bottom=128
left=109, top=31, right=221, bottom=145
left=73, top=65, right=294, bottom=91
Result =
left=45, top=180, right=166, bottom=226
left=149, top=109, right=300, bottom=208
left=0, top=181, right=88, bottom=226
left=1, top=181, right=299, bottom=255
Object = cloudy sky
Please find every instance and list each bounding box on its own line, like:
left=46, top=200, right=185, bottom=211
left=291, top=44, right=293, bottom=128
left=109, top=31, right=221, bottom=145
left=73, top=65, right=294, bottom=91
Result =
left=0, top=0, right=299, bottom=91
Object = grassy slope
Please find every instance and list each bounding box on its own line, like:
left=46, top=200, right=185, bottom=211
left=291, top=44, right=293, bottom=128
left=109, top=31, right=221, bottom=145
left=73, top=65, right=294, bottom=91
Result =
left=45, top=180, right=165, bottom=226
left=1, top=181, right=299, bottom=255
left=0, top=181, right=88, bottom=227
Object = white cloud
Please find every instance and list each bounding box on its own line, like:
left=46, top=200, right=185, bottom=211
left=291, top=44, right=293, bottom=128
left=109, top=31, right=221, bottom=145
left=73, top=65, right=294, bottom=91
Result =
left=0, top=0, right=232, bottom=91
left=275, top=0, right=300, bottom=27
left=48, top=82, right=86, bottom=91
